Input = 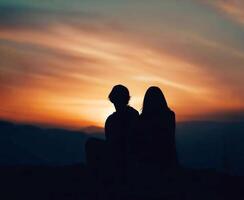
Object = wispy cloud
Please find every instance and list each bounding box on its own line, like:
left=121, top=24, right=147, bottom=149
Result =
left=200, top=0, right=244, bottom=25
left=0, top=2, right=243, bottom=127
left=132, top=75, right=202, bottom=94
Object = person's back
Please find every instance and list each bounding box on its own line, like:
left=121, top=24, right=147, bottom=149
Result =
left=105, top=105, right=139, bottom=155
left=137, top=110, right=176, bottom=167
left=86, top=85, right=139, bottom=194
left=126, top=87, right=178, bottom=197
left=132, top=86, right=177, bottom=169
left=105, top=85, right=139, bottom=186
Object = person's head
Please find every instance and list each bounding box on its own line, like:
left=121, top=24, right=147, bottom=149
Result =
left=108, top=85, right=130, bottom=111
left=142, top=86, right=169, bottom=115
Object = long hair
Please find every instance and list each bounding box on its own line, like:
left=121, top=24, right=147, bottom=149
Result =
left=142, top=86, right=170, bottom=116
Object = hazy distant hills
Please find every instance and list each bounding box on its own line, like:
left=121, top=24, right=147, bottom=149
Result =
left=176, top=121, right=244, bottom=176
left=0, top=121, right=91, bottom=165
left=0, top=120, right=243, bottom=176
left=81, top=125, right=104, bottom=134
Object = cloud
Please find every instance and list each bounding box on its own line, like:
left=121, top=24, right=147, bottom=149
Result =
left=0, top=4, right=130, bottom=37
left=0, top=5, right=100, bottom=29
left=132, top=75, right=202, bottom=94
left=0, top=2, right=243, bottom=127
left=200, top=0, right=244, bottom=25
left=145, top=30, right=244, bottom=102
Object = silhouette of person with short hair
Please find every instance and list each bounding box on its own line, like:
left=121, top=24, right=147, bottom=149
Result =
left=105, top=85, right=139, bottom=184
left=105, top=85, right=138, bottom=152
left=85, top=85, right=139, bottom=189
left=131, top=86, right=177, bottom=169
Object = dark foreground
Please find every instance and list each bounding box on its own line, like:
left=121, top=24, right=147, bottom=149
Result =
left=0, top=164, right=243, bottom=200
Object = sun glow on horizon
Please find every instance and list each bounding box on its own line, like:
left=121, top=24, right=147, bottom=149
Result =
left=0, top=1, right=244, bottom=128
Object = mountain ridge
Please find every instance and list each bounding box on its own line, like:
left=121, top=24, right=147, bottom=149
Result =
left=0, top=120, right=243, bottom=176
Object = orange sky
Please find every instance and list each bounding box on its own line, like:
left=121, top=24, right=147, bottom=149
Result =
left=0, top=1, right=244, bottom=129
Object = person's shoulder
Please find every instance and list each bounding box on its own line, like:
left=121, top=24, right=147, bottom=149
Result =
left=105, top=112, right=116, bottom=124
left=169, top=109, right=175, bottom=119
left=127, top=106, right=139, bottom=116
left=169, top=110, right=175, bottom=116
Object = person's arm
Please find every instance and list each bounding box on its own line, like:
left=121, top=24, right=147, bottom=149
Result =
left=105, top=115, right=119, bottom=146
left=171, top=111, right=176, bottom=136
left=171, top=111, right=178, bottom=165
left=105, top=116, right=111, bottom=142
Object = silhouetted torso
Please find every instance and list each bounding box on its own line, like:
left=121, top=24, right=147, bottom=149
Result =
left=104, top=105, right=139, bottom=185
left=105, top=106, right=139, bottom=157
left=133, top=109, right=177, bottom=169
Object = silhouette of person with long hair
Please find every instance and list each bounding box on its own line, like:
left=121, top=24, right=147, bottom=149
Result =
left=131, top=86, right=177, bottom=169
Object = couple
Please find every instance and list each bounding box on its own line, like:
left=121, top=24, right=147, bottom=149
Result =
left=86, top=85, right=177, bottom=187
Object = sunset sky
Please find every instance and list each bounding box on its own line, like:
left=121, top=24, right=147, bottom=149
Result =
left=0, top=0, right=244, bottom=129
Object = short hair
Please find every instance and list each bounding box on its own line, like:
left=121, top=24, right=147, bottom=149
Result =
left=108, top=85, right=130, bottom=105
